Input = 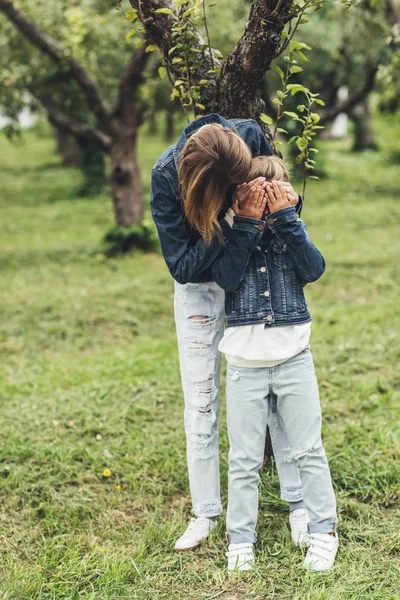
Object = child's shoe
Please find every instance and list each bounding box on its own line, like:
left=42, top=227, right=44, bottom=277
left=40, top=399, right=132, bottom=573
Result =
left=174, top=517, right=216, bottom=551
left=289, top=508, right=310, bottom=546
left=303, top=532, right=339, bottom=571
left=226, top=543, right=255, bottom=574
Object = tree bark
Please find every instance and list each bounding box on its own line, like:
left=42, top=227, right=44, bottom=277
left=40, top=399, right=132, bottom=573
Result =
left=351, top=99, right=378, bottom=152
left=53, top=126, right=79, bottom=167
left=110, top=132, right=143, bottom=226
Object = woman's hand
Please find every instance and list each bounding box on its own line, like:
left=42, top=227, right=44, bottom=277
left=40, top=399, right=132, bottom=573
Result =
left=232, top=182, right=267, bottom=220
left=265, top=181, right=291, bottom=215
left=274, top=181, right=300, bottom=206
left=232, top=177, right=267, bottom=209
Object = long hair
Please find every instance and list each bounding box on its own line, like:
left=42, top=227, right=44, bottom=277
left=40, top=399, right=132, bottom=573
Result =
left=179, top=124, right=252, bottom=244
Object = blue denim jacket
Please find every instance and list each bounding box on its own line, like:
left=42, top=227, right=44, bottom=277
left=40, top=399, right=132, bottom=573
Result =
left=211, top=206, right=325, bottom=328
left=151, top=113, right=291, bottom=284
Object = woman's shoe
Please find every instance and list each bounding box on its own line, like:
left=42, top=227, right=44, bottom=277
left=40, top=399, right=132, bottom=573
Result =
left=303, top=532, right=339, bottom=571
left=289, top=508, right=310, bottom=546
left=226, top=543, right=255, bottom=574
left=174, top=517, right=216, bottom=551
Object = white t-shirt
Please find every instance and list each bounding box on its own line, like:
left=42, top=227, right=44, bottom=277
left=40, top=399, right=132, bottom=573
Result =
left=219, top=209, right=311, bottom=367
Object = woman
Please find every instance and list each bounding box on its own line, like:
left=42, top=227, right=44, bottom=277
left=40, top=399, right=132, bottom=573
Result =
left=151, top=114, right=308, bottom=551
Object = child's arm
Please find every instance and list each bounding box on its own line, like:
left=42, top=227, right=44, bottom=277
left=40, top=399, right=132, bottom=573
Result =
left=211, top=185, right=268, bottom=292
left=265, top=183, right=325, bottom=283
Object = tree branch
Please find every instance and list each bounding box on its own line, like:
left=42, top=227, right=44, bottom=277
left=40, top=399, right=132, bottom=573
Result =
left=39, top=97, right=112, bottom=151
left=319, top=63, right=379, bottom=126
left=129, top=0, right=175, bottom=57
left=0, top=0, right=112, bottom=125
left=114, top=45, right=150, bottom=123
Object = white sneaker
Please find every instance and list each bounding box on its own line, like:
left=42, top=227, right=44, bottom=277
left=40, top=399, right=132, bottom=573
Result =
left=226, top=543, right=255, bottom=574
left=304, top=532, right=339, bottom=571
left=174, top=517, right=216, bottom=551
left=289, top=508, right=310, bottom=546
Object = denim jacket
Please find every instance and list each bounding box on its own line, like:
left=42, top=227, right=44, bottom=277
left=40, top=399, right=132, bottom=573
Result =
left=151, top=113, right=302, bottom=284
left=211, top=206, right=325, bottom=328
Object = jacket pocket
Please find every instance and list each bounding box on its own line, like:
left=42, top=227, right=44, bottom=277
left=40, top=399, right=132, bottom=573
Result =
left=272, top=242, right=294, bottom=270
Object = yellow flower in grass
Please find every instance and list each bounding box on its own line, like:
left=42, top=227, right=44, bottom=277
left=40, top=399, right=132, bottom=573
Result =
left=115, top=485, right=121, bottom=491
left=103, top=468, right=112, bottom=478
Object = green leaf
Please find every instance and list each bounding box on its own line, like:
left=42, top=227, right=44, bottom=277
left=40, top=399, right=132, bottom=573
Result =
left=196, top=103, right=206, bottom=110
left=309, top=176, right=320, bottom=180
left=276, top=128, right=288, bottom=134
left=155, top=8, right=174, bottom=14
left=271, top=63, right=285, bottom=80
left=272, top=98, right=281, bottom=105
left=145, top=44, right=158, bottom=53
left=158, top=66, right=167, bottom=79
left=199, top=79, right=211, bottom=85
left=125, top=8, right=138, bottom=23
left=174, top=79, right=185, bottom=86
left=286, top=84, right=308, bottom=96
left=283, top=111, right=299, bottom=119
left=289, top=41, right=312, bottom=52
left=310, top=112, right=321, bottom=123
left=260, top=113, right=273, bottom=125
left=125, top=29, right=137, bottom=40
left=289, top=66, right=303, bottom=74
left=315, top=98, right=325, bottom=106
left=136, top=39, right=147, bottom=49
left=297, top=105, right=306, bottom=112
left=277, top=90, right=286, bottom=99
left=295, top=50, right=309, bottom=62
left=296, top=137, right=308, bottom=151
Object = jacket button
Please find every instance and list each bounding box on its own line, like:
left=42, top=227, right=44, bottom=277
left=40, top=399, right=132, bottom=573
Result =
left=257, top=246, right=262, bottom=251
left=257, top=224, right=264, bottom=231
left=264, top=291, right=270, bottom=297
left=260, top=267, right=266, bottom=273
left=282, top=245, right=287, bottom=252
left=265, top=314, right=273, bottom=321
left=268, top=218, right=276, bottom=225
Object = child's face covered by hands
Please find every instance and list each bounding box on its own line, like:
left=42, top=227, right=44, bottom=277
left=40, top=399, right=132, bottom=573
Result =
left=233, top=178, right=299, bottom=218
left=264, top=181, right=292, bottom=215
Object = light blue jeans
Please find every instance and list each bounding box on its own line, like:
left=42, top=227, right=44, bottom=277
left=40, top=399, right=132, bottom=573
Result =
left=174, top=281, right=303, bottom=518
left=226, top=347, right=337, bottom=543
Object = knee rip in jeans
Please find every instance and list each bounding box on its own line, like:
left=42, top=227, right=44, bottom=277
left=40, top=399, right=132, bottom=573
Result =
left=283, top=444, right=325, bottom=464
left=187, top=404, right=217, bottom=460
left=188, top=315, right=217, bottom=329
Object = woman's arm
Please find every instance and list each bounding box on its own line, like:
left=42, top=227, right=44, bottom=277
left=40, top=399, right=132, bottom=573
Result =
left=151, top=168, right=231, bottom=284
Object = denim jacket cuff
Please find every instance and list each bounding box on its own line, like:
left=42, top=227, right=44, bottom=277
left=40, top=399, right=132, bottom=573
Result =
left=233, top=215, right=266, bottom=234
left=266, top=205, right=297, bottom=229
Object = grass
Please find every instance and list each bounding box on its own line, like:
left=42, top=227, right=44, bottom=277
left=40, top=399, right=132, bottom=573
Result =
left=0, top=116, right=399, bottom=600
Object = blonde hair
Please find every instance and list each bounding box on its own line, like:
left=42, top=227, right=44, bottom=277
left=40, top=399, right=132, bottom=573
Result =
left=248, top=155, right=290, bottom=182
left=179, top=124, right=252, bottom=244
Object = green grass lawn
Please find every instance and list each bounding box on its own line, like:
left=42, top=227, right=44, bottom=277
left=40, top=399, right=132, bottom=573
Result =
left=0, top=117, right=399, bottom=600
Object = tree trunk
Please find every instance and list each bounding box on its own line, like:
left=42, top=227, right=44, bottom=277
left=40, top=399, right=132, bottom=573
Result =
left=53, top=126, right=79, bottom=166
left=77, top=138, right=107, bottom=196
left=110, top=131, right=143, bottom=226
left=165, top=108, right=175, bottom=142
left=351, top=99, right=378, bottom=152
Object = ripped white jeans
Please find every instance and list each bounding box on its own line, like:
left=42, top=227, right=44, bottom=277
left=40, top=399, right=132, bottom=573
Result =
left=174, top=281, right=303, bottom=518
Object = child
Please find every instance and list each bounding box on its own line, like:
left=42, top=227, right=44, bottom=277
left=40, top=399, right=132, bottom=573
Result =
left=213, top=156, right=338, bottom=573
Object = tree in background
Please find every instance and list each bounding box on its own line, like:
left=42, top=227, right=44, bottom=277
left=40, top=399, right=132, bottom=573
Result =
left=0, top=0, right=151, bottom=227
